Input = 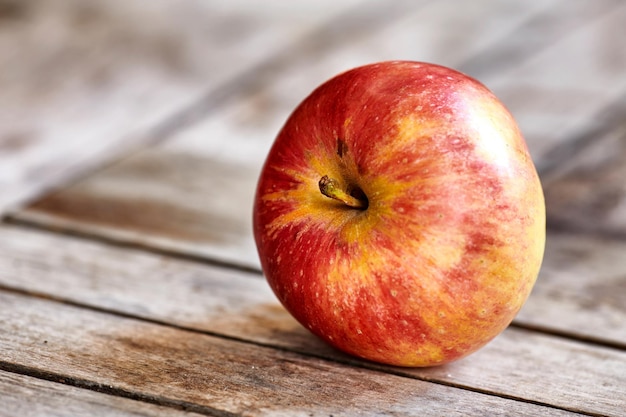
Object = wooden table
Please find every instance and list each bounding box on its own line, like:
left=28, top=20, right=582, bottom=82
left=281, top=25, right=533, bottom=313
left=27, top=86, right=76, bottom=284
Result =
left=1, top=1, right=625, bottom=415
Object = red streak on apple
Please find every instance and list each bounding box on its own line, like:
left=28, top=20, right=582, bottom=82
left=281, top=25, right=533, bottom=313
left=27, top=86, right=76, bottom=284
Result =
left=253, top=61, right=545, bottom=367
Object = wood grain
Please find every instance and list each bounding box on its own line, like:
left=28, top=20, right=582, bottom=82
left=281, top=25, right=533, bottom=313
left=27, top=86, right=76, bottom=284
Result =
left=0, top=291, right=580, bottom=417
left=0, top=370, right=206, bottom=417
left=0, top=0, right=366, bottom=214
left=0, top=225, right=624, bottom=415
left=542, top=117, right=626, bottom=236
left=516, top=232, right=626, bottom=347
left=12, top=157, right=626, bottom=348
left=2, top=1, right=625, bottom=415
left=14, top=1, right=625, bottom=355
left=16, top=0, right=617, bottom=269
left=485, top=0, right=626, bottom=171
left=2, top=223, right=624, bottom=349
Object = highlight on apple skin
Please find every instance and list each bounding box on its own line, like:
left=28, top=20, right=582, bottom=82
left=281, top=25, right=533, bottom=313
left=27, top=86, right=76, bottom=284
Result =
left=253, top=60, right=545, bottom=367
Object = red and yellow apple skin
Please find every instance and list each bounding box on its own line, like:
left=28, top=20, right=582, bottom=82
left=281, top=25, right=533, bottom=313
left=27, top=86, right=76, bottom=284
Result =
left=253, top=61, right=545, bottom=367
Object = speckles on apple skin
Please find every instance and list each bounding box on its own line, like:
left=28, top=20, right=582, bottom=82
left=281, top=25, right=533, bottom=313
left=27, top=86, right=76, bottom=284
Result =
left=253, top=61, right=545, bottom=367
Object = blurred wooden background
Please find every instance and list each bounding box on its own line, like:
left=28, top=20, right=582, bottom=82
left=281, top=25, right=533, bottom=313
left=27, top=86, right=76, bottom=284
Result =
left=1, top=1, right=625, bottom=415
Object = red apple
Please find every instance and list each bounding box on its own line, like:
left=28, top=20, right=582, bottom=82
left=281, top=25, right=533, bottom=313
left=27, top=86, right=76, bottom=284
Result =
left=253, top=61, right=545, bottom=367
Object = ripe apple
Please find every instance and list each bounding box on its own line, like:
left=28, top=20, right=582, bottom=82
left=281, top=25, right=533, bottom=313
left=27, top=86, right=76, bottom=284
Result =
left=253, top=61, right=545, bottom=367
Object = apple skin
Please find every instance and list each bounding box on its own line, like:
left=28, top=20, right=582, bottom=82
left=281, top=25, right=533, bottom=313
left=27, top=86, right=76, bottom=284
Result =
left=253, top=61, right=545, bottom=367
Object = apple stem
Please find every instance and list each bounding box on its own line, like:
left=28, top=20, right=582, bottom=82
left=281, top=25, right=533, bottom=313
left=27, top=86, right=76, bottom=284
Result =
left=318, top=175, right=367, bottom=209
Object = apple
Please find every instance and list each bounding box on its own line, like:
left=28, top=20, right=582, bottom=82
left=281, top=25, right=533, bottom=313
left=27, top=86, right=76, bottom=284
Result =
left=253, top=61, right=545, bottom=367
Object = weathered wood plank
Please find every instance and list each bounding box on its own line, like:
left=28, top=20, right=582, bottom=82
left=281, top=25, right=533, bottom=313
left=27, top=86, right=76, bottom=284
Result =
left=12, top=153, right=626, bottom=348
left=1, top=224, right=624, bottom=349
left=3, top=1, right=624, bottom=415
left=541, top=117, right=626, bottom=236
left=16, top=149, right=263, bottom=267
left=517, top=232, right=626, bottom=347
left=0, top=0, right=366, bottom=214
left=15, top=0, right=607, bottom=269
left=484, top=1, right=626, bottom=171
left=0, top=370, right=206, bottom=417
left=0, top=291, right=579, bottom=417
left=0, top=225, right=624, bottom=415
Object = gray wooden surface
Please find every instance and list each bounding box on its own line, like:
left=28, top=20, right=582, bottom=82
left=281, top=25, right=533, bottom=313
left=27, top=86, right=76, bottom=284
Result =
left=1, top=1, right=625, bottom=416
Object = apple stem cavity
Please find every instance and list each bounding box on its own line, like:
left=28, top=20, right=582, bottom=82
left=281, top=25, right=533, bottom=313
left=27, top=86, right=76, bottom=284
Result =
left=318, top=175, right=368, bottom=209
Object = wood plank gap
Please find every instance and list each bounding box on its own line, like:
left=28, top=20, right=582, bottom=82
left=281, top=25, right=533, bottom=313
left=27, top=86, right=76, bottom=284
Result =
left=6, top=214, right=626, bottom=356
left=547, top=217, right=626, bottom=242
left=275, top=360, right=596, bottom=417
left=9, top=1, right=621, bottom=267
left=5, top=0, right=428, bottom=216
left=0, top=361, right=235, bottom=417
left=0, top=283, right=262, bottom=350
left=269, top=339, right=598, bottom=417
left=138, top=0, right=428, bottom=146
left=457, top=0, right=624, bottom=79
left=375, top=367, right=595, bottom=417
left=0, top=285, right=596, bottom=416
left=538, top=95, right=626, bottom=179
left=509, top=321, right=626, bottom=351
left=2, top=215, right=263, bottom=276
left=8, top=210, right=626, bottom=355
